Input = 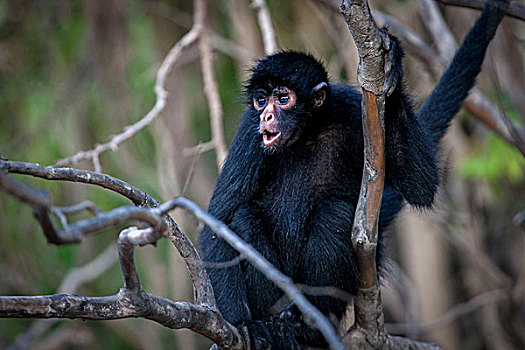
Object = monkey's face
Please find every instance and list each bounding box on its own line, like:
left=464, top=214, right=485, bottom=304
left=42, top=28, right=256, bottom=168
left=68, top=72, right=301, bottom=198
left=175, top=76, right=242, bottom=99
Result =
left=254, top=86, right=298, bottom=148
left=253, top=83, right=327, bottom=149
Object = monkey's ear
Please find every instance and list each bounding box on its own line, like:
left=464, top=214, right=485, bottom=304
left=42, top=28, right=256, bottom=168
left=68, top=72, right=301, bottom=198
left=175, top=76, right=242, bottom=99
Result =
left=313, top=82, right=327, bottom=108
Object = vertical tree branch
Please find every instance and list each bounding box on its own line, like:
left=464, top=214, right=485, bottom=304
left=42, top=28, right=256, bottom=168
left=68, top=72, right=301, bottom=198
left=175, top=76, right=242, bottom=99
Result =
left=251, top=0, right=278, bottom=55
left=340, top=0, right=386, bottom=298
left=340, top=1, right=438, bottom=349
left=197, top=0, right=228, bottom=168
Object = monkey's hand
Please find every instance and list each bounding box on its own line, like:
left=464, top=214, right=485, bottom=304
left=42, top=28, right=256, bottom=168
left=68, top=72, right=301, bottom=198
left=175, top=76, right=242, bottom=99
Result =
left=381, top=28, right=404, bottom=96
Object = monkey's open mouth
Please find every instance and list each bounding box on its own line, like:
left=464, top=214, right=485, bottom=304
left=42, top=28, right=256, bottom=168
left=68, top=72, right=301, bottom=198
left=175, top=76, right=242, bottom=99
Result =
left=262, top=130, right=282, bottom=146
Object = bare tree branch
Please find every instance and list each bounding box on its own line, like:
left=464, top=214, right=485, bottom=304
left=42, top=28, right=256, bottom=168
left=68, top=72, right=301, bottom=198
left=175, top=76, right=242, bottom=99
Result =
left=340, top=0, right=388, bottom=344
left=318, top=0, right=525, bottom=154
left=0, top=293, right=241, bottom=346
left=54, top=1, right=203, bottom=171
left=340, top=1, right=439, bottom=349
left=197, top=0, right=228, bottom=169
left=251, top=0, right=278, bottom=55
left=386, top=289, right=507, bottom=334
left=0, top=159, right=215, bottom=307
left=183, top=140, right=216, bottom=157
left=0, top=171, right=51, bottom=207
left=167, top=197, right=344, bottom=350
left=7, top=245, right=117, bottom=350
left=53, top=200, right=100, bottom=216
left=1, top=161, right=345, bottom=349
left=0, top=226, right=242, bottom=349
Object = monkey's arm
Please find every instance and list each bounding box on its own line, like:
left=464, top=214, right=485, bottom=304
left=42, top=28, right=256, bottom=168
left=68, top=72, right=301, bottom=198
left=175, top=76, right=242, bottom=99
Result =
left=199, top=112, right=266, bottom=324
left=199, top=112, right=264, bottom=320
left=206, top=111, right=265, bottom=222
left=418, top=0, right=509, bottom=142
left=384, top=0, right=508, bottom=207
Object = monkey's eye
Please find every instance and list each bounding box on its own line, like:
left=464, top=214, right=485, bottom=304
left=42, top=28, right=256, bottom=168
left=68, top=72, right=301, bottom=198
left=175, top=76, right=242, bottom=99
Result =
left=278, top=94, right=289, bottom=105
left=255, top=97, right=267, bottom=108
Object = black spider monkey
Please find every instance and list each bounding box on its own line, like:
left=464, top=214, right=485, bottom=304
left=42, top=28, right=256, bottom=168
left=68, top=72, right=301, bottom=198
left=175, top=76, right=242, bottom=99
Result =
left=199, top=0, right=509, bottom=348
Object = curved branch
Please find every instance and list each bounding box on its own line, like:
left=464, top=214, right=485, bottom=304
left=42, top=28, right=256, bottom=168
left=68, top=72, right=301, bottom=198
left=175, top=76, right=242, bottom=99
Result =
left=318, top=0, right=525, bottom=154
left=167, top=197, right=344, bottom=350
left=0, top=292, right=239, bottom=347
left=0, top=159, right=215, bottom=306
left=54, top=1, right=203, bottom=171
left=0, top=225, right=243, bottom=349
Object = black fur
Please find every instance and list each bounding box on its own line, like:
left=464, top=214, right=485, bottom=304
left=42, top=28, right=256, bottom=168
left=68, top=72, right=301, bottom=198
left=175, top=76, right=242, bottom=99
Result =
left=199, top=1, right=508, bottom=348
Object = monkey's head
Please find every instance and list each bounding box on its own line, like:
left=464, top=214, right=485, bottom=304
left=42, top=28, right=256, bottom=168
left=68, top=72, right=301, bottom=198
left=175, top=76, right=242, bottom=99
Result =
left=245, top=52, right=329, bottom=148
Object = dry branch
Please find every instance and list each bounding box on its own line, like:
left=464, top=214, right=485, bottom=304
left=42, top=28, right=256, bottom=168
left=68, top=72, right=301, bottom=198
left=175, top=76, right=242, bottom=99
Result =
left=197, top=0, right=228, bottom=168
left=340, top=0, right=385, bottom=341
left=340, top=1, right=439, bottom=349
left=0, top=226, right=242, bottom=349
left=251, top=0, right=278, bottom=55
left=0, top=159, right=215, bottom=307
left=339, top=0, right=389, bottom=347
left=171, top=197, right=344, bottom=350
left=318, top=0, right=525, bottom=154
left=54, top=1, right=203, bottom=171
left=1, top=161, right=344, bottom=349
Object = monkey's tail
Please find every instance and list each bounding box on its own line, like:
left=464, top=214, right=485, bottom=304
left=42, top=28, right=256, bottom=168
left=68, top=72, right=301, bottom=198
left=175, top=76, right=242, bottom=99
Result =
left=417, top=0, right=510, bottom=144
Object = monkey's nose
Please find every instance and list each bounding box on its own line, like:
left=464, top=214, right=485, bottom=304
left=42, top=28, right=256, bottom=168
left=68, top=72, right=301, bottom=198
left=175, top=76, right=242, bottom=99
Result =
left=263, top=114, right=274, bottom=122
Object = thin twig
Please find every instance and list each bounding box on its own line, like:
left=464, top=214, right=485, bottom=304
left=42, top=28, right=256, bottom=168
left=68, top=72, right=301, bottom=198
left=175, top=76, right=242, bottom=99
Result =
left=386, top=289, right=507, bottom=334
left=54, top=200, right=100, bottom=216
left=197, top=0, right=228, bottom=169
left=0, top=227, right=242, bottom=349
left=203, top=254, right=245, bottom=269
left=54, top=6, right=203, bottom=169
left=181, top=147, right=202, bottom=196
left=183, top=140, right=216, bottom=157
left=1, top=159, right=215, bottom=306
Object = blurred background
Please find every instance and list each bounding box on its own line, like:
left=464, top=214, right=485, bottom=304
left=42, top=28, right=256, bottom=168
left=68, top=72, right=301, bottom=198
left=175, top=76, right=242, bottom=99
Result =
left=0, top=0, right=524, bottom=349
